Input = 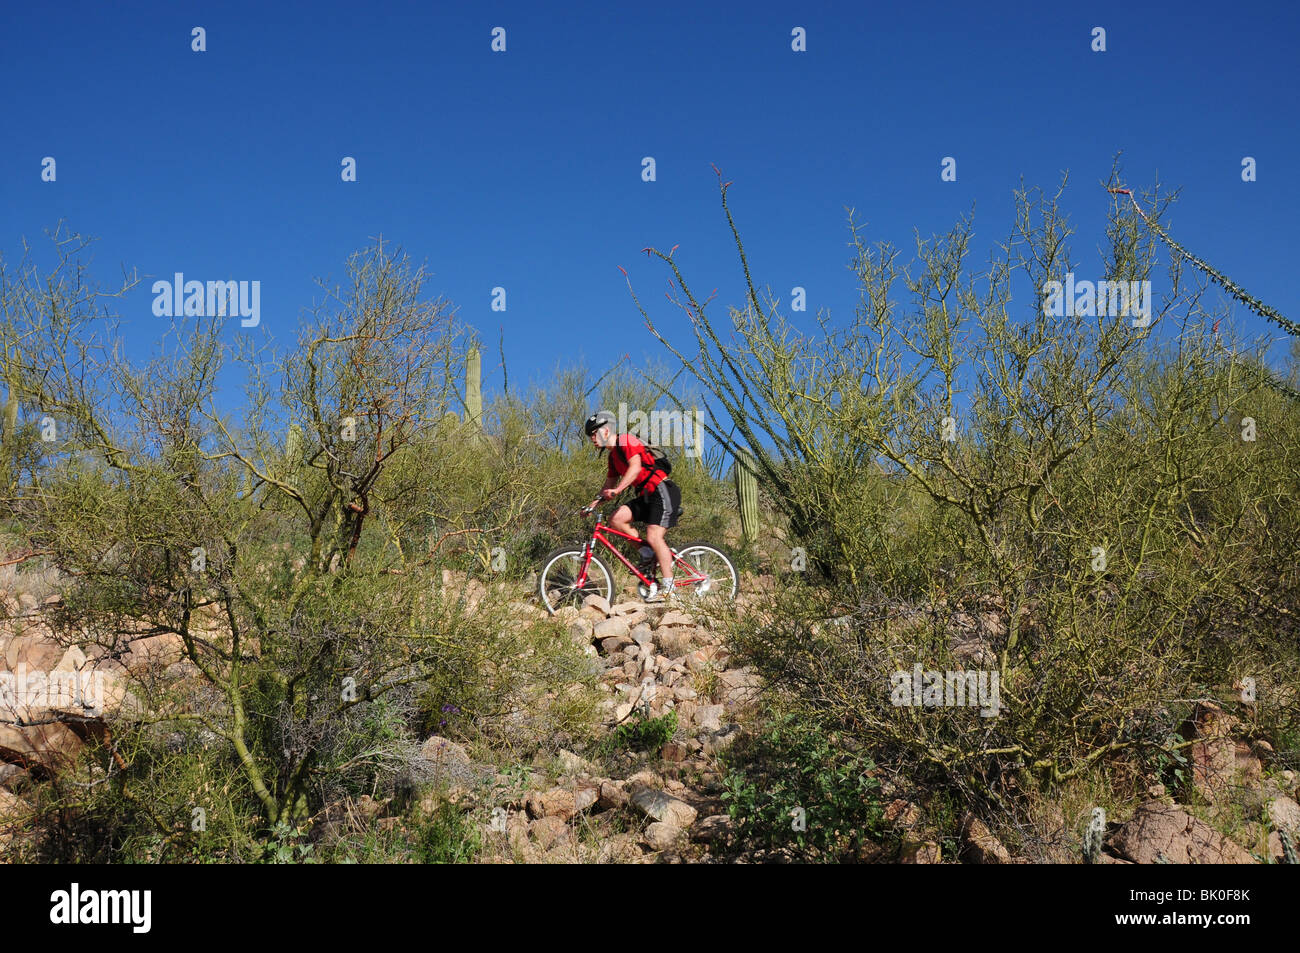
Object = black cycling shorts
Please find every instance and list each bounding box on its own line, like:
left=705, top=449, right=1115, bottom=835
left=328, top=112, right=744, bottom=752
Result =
left=627, top=479, right=682, bottom=529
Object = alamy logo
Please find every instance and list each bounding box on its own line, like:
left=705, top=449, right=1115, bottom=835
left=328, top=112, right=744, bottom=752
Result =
left=152, top=273, right=260, bottom=327
left=49, top=883, right=151, bottom=933
left=615, top=402, right=701, bottom=457
left=890, top=664, right=1001, bottom=717
left=1042, top=272, right=1152, bottom=327
left=0, top=664, right=106, bottom=716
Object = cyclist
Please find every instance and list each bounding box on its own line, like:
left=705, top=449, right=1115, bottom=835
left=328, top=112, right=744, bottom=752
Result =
left=583, top=410, right=682, bottom=602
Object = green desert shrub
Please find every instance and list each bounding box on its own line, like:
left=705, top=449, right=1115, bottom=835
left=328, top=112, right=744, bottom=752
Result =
left=721, top=712, right=886, bottom=861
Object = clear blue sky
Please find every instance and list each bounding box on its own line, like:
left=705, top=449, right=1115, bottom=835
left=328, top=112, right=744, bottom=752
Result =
left=4, top=0, right=1298, bottom=410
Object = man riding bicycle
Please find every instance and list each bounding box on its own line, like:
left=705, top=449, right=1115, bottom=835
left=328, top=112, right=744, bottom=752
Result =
left=584, top=410, right=682, bottom=602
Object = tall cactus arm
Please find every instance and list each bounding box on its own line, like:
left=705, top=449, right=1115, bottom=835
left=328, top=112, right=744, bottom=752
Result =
left=465, top=345, right=482, bottom=431
left=734, top=446, right=759, bottom=546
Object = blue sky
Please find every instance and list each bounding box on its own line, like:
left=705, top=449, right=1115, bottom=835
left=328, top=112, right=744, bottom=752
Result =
left=3, top=0, right=1298, bottom=414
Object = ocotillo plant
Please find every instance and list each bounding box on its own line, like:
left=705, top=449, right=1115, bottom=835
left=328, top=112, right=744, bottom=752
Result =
left=465, top=344, right=482, bottom=438
left=1111, top=185, right=1300, bottom=401
left=733, top=446, right=759, bottom=546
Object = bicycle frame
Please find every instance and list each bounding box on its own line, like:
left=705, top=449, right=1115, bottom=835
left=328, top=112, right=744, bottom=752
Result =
left=575, top=510, right=704, bottom=592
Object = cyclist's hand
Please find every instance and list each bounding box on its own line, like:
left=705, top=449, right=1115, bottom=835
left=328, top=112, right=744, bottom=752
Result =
left=600, top=488, right=617, bottom=500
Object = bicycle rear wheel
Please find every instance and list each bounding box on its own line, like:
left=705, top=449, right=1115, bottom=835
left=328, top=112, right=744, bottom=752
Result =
left=539, top=546, right=614, bottom=614
left=671, top=542, right=738, bottom=605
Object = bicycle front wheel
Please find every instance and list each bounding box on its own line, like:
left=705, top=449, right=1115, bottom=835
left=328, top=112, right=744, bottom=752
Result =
left=671, top=542, right=738, bottom=605
left=539, top=546, right=614, bottom=615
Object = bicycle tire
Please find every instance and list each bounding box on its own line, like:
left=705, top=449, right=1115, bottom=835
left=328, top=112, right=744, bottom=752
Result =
left=539, top=546, right=615, bottom=615
left=670, top=541, right=739, bottom=603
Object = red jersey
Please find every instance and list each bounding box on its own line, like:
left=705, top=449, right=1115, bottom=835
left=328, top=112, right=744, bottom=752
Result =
left=607, top=433, right=667, bottom=494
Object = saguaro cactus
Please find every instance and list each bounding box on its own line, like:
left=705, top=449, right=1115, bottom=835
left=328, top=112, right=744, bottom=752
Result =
left=1281, top=830, right=1298, bottom=865
left=734, top=447, right=759, bottom=546
left=2, top=356, right=19, bottom=490
left=2, top=393, right=16, bottom=446
left=465, top=345, right=482, bottom=438
left=284, top=423, right=304, bottom=484
left=2, top=394, right=15, bottom=442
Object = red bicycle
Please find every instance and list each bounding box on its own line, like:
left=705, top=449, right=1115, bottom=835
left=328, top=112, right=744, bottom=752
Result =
left=538, top=496, right=738, bottom=614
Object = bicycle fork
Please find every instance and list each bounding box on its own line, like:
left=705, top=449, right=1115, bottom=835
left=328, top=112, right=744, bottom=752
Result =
left=574, top=541, right=596, bottom=589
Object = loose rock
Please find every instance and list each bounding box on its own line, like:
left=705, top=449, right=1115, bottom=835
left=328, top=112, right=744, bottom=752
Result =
left=630, top=788, right=698, bottom=828
left=643, top=821, right=682, bottom=851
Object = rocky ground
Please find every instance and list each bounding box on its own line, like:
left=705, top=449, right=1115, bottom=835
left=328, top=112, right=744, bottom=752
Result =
left=360, top=591, right=763, bottom=863
left=342, top=590, right=1300, bottom=864
left=3, top=577, right=1299, bottom=863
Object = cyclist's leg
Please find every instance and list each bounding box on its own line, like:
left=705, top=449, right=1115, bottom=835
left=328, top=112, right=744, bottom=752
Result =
left=609, top=504, right=638, bottom=541
left=645, top=524, right=671, bottom=579
left=644, top=481, right=677, bottom=582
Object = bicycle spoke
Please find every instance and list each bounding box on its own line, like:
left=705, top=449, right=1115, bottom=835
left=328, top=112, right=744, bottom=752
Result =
left=541, top=548, right=613, bottom=613
left=671, top=544, right=737, bottom=604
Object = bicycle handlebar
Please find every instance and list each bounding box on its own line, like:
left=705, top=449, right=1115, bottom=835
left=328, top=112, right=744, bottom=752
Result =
left=580, top=489, right=632, bottom=518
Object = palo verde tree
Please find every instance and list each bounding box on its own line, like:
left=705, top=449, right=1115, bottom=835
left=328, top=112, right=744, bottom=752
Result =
left=2, top=234, right=555, bottom=845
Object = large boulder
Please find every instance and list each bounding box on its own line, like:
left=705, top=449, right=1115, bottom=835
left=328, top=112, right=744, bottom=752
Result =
left=1, top=631, right=135, bottom=774
left=0, top=721, right=83, bottom=775
left=1105, top=802, right=1256, bottom=864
